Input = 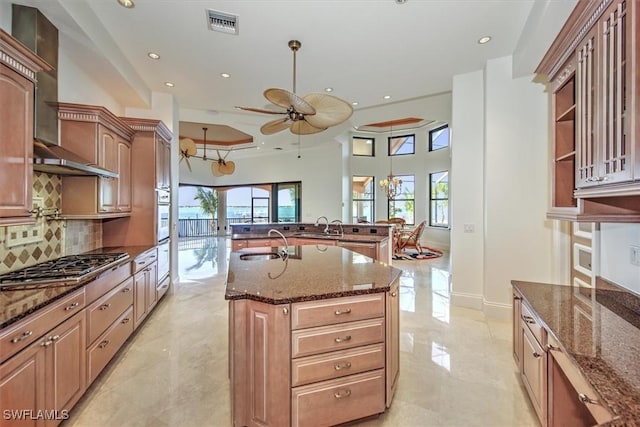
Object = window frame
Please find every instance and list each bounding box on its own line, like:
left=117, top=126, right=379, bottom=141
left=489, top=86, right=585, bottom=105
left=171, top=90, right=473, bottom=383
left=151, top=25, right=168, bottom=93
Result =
left=387, top=174, right=415, bottom=225
left=352, top=175, right=375, bottom=223
left=388, top=134, right=415, bottom=156
left=429, top=124, right=450, bottom=152
left=429, top=170, right=449, bottom=228
left=352, top=136, right=375, bottom=157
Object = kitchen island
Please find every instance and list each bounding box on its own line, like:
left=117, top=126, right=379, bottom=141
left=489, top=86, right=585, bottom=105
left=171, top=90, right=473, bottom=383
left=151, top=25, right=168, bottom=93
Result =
left=225, top=245, right=402, bottom=427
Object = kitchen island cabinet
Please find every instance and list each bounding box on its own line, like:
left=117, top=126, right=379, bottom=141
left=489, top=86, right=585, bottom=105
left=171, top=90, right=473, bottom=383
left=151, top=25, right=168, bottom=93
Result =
left=226, top=245, right=402, bottom=427
left=0, top=30, right=51, bottom=226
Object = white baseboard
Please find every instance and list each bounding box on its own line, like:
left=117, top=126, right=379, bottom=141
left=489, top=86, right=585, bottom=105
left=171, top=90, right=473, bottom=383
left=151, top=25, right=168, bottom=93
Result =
left=451, top=291, right=483, bottom=310
left=482, top=299, right=511, bottom=320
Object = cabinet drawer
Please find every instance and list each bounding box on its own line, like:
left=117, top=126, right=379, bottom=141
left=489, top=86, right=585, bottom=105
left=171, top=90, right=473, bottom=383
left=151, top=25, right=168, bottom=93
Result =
left=132, top=249, right=158, bottom=274
left=87, top=277, right=134, bottom=345
left=291, top=369, right=385, bottom=427
left=292, top=343, right=384, bottom=387
left=292, top=318, right=384, bottom=358
left=521, top=302, right=544, bottom=345
left=0, top=288, right=85, bottom=363
left=85, top=261, right=131, bottom=304
left=292, top=293, right=385, bottom=330
left=87, top=306, right=134, bottom=384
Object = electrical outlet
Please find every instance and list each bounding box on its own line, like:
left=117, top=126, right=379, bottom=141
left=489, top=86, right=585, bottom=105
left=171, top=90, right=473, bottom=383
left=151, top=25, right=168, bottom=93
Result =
left=631, top=245, right=640, bottom=267
left=463, top=223, right=475, bottom=233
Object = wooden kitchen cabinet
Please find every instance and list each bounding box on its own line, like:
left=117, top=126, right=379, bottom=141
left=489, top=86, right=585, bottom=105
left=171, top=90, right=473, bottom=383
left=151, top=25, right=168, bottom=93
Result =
left=0, top=308, right=86, bottom=427
left=385, top=280, right=400, bottom=407
left=0, top=31, right=51, bottom=226
left=57, top=103, right=136, bottom=219
left=512, top=291, right=523, bottom=370
left=537, top=0, right=640, bottom=221
left=338, top=240, right=377, bottom=260
left=132, top=249, right=158, bottom=329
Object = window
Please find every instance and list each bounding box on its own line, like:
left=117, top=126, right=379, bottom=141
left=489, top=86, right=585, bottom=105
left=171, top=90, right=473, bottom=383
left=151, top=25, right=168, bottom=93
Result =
left=388, top=175, right=415, bottom=225
left=352, top=176, right=374, bottom=223
left=389, top=134, right=415, bottom=156
left=429, top=125, right=450, bottom=151
left=429, top=171, right=449, bottom=227
left=352, top=137, right=374, bottom=156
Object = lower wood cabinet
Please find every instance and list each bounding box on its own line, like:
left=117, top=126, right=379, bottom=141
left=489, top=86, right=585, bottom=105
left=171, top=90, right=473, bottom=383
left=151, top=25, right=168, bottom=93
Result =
left=521, top=323, right=546, bottom=423
left=87, top=307, right=134, bottom=384
left=229, top=285, right=398, bottom=427
left=132, top=249, right=158, bottom=329
left=0, top=309, right=86, bottom=427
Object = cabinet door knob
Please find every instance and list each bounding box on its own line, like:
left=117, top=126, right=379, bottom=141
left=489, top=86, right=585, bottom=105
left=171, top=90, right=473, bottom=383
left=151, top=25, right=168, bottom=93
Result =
left=41, top=340, right=53, bottom=347
left=391, top=291, right=397, bottom=297
left=49, top=335, right=60, bottom=342
left=282, top=307, right=289, bottom=315
left=533, top=352, right=541, bottom=358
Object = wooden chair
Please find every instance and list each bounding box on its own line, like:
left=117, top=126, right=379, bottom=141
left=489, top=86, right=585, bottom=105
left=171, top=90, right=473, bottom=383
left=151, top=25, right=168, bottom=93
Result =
left=387, top=217, right=406, bottom=229
left=396, top=221, right=427, bottom=254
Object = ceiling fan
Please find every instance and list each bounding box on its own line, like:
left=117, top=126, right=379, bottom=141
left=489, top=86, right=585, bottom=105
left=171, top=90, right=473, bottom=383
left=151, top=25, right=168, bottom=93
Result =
left=236, top=40, right=353, bottom=135
left=180, top=127, right=252, bottom=175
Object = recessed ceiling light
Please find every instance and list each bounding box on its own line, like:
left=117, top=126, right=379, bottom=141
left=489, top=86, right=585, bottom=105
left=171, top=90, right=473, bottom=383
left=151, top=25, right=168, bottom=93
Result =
left=478, top=36, right=492, bottom=44
left=325, top=87, right=333, bottom=92
left=383, top=95, right=391, bottom=100
left=147, top=52, right=160, bottom=60
left=221, top=73, right=230, bottom=78
left=395, top=0, right=407, bottom=4
left=117, top=0, right=134, bottom=8
left=352, top=101, right=359, bottom=106
left=164, top=82, right=174, bottom=87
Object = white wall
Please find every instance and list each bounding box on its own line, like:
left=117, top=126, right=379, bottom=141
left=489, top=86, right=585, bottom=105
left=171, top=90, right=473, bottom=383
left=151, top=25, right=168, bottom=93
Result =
left=450, top=56, right=554, bottom=319
left=450, top=69, right=485, bottom=309
left=600, top=223, right=640, bottom=293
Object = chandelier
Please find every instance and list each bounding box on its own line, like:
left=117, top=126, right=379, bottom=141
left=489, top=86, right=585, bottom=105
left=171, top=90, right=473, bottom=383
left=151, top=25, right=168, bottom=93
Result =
left=379, top=126, right=402, bottom=199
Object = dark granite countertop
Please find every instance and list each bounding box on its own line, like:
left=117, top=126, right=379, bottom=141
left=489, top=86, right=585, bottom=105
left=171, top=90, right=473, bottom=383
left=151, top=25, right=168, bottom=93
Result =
left=225, top=245, right=402, bottom=304
left=230, top=222, right=392, bottom=244
left=231, top=232, right=389, bottom=244
left=511, top=279, right=640, bottom=426
left=0, top=244, right=155, bottom=330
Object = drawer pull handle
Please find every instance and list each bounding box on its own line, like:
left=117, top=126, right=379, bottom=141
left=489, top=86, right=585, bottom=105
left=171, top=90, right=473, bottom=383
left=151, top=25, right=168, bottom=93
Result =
left=41, top=340, right=53, bottom=347
left=121, top=318, right=130, bottom=324
left=334, top=362, right=352, bottom=371
left=99, top=304, right=111, bottom=311
left=521, top=315, right=536, bottom=324
left=578, top=393, right=599, bottom=405
left=547, top=343, right=560, bottom=351
left=10, top=330, right=33, bottom=343
left=65, top=302, right=80, bottom=311
left=98, top=340, right=110, bottom=349
left=335, top=308, right=352, bottom=315
left=49, top=335, right=60, bottom=342
left=334, top=335, right=352, bottom=343
left=533, top=352, right=541, bottom=358
left=513, top=295, right=521, bottom=300
left=122, top=287, right=131, bottom=293
left=334, top=389, right=352, bottom=399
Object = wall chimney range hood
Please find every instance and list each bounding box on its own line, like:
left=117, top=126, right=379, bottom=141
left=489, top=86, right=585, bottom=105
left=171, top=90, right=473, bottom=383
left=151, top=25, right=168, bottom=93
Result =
left=13, top=5, right=117, bottom=178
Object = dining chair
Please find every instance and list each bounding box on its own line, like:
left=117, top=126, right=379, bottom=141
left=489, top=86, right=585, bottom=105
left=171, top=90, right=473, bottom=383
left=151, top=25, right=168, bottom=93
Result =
left=396, top=220, right=427, bottom=254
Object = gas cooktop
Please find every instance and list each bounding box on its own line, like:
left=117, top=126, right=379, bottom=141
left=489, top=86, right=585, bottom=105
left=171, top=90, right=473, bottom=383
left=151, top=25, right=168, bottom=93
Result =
left=0, top=253, right=129, bottom=290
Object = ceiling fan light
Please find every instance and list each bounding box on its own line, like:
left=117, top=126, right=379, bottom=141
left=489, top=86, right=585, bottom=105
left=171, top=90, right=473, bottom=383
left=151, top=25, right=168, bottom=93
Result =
left=147, top=52, right=160, bottom=60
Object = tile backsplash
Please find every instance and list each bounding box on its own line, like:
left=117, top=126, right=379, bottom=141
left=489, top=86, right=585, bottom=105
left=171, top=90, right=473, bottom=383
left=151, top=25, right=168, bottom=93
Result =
left=0, top=172, right=102, bottom=274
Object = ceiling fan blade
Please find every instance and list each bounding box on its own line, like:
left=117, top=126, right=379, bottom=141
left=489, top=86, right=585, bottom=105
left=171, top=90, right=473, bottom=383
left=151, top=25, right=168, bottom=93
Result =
left=235, top=106, right=287, bottom=115
left=302, top=93, right=353, bottom=128
left=211, top=161, right=224, bottom=177
left=220, top=160, right=235, bottom=175
left=184, top=156, right=192, bottom=172
left=179, top=138, right=197, bottom=156
left=264, top=88, right=315, bottom=115
left=291, top=120, right=326, bottom=135
left=261, top=117, right=291, bottom=135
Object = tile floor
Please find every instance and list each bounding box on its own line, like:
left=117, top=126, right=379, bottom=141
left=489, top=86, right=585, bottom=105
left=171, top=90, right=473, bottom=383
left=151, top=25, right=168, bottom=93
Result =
left=64, top=237, right=539, bottom=427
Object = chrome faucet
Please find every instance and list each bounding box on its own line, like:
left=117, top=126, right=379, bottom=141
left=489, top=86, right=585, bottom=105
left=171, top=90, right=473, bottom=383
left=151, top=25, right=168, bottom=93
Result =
left=315, top=216, right=330, bottom=234
left=330, top=219, right=344, bottom=236
left=268, top=229, right=289, bottom=259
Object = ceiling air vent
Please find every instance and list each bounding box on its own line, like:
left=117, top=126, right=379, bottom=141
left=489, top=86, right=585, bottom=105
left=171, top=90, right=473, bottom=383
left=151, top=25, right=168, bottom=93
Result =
left=206, top=9, right=239, bottom=35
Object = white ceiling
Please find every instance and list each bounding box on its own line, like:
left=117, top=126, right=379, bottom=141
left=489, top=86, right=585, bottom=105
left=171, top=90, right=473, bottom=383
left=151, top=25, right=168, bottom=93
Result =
left=2, top=0, right=576, bottom=149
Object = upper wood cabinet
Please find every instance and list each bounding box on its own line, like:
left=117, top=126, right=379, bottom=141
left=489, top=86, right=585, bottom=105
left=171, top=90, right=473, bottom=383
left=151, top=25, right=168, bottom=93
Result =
left=537, top=0, right=640, bottom=221
left=0, top=30, right=51, bottom=226
left=57, top=103, right=135, bottom=218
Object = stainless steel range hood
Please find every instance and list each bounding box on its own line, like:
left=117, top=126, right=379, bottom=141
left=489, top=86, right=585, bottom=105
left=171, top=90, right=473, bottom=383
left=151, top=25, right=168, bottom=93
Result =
left=33, top=141, right=118, bottom=178
left=13, top=5, right=117, bottom=179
